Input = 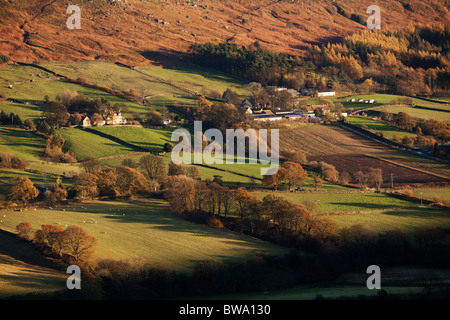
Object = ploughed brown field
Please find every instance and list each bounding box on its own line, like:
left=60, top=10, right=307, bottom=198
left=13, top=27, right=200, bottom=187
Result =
left=280, top=124, right=450, bottom=187
left=309, top=153, right=449, bottom=187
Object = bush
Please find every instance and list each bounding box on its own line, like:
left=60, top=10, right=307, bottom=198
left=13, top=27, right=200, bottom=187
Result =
left=16, top=222, right=34, bottom=241
left=404, top=189, right=414, bottom=197
left=23, top=119, right=36, bottom=131
left=321, top=162, right=339, bottom=182
left=207, top=216, right=224, bottom=229
left=0, top=152, right=28, bottom=169
left=0, top=54, right=10, bottom=64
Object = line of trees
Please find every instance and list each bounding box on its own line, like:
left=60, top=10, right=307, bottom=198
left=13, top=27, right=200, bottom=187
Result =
left=1, top=154, right=204, bottom=208
left=16, top=222, right=97, bottom=265
left=0, top=110, right=23, bottom=126
left=382, top=111, right=450, bottom=143
left=191, top=41, right=300, bottom=87
left=163, top=174, right=339, bottom=247
left=261, top=161, right=308, bottom=191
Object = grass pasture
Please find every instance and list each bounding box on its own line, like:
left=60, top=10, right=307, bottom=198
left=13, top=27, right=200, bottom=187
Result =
left=27, top=163, right=82, bottom=178
left=0, top=64, right=54, bottom=85
left=90, top=126, right=173, bottom=153
left=136, top=65, right=250, bottom=97
left=0, top=199, right=288, bottom=273
left=0, top=231, right=66, bottom=299
left=332, top=94, right=448, bottom=111
left=251, top=190, right=450, bottom=238
left=346, top=116, right=416, bottom=140
left=97, top=153, right=264, bottom=188
left=59, top=127, right=139, bottom=161
left=405, top=188, right=450, bottom=203
left=0, top=169, right=69, bottom=193
left=251, top=191, right=416, bottom=214
left=325, top=206, right=450, bottom=236
left=4, top=79, right=146, bottom=116
left=38, top=61, right=193, bottom=109
left=382, top=105, right=450, bottom=123
left=0, top=125, right=45, bottom=162
left=0, top=101, right=42, bottom=122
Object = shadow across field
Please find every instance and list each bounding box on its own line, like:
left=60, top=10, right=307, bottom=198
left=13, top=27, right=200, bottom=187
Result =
left=140, top=49, right=192, bottom=67
left=54, top=200, right=281, bottom=254
left=382, top=206, right=450, bottom=219
left=0, top=230, right=61, bottom=270
left=328, top=202, right=416, bottom=211
left=164, top=65, right=248, bottom=87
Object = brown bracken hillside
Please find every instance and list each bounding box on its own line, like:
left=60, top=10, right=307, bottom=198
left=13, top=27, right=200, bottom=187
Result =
left=0, top=0, right=449, bottom=65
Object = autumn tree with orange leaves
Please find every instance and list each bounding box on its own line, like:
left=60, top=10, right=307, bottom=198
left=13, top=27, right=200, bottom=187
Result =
left=10, top=177, right=39, bottom=205
left=62, top=225, right=98, bottom=263
left=31, top=224, right=97, bottom=263
left=261, top=167, right=288, bottom=191
left=283, top=161, right=308, bottom=191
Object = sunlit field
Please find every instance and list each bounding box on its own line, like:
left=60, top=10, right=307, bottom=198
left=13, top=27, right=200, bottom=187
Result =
left=0, top=199, right=289, bottom=273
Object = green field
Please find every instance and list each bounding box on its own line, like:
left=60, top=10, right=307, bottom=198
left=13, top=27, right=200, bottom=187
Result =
left=414, top=105, right=450, bottom=112
left=251, top=191, right=416, bottom=214
left=251, top=190, right=450, bottom=237
left=91, top=126, right=173, bottom=152
left=376, top=149, right=450, bottom=179
left=3, top=79, right=146, bottom=116
left=27, top=162, right=81, bottom=178
left=326, top=206, right=450, bottom=235
left=38, top=61, right=194, bottom=108
left=197, top=161, right=269, bottom=181
left=333, top=94, right=447, bottom=107
left=405, top=188, right=450, bottom=202
left=0, top=199, right=288, bottom=272
left=325, top=94, right=450, bottom=116
left=136, top=65, right=250, bottom=97
left=346, top=116, right=417, bottom=140
left=0, top=125, right=45, bottom=162
left=0, top=101, right=42, bottom=122
left=96, top=153, right=261, bottom=188
left=59, top=127, right=139, bottom=161
left=0, top=64, right=54, bottom=85
left=0, top=169, right=69, bottom=192
left=382, top=105, right=450, bottom=122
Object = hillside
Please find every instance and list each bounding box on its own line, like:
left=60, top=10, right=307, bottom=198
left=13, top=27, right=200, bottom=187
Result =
left=0, top=0, right=449, bottom=65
